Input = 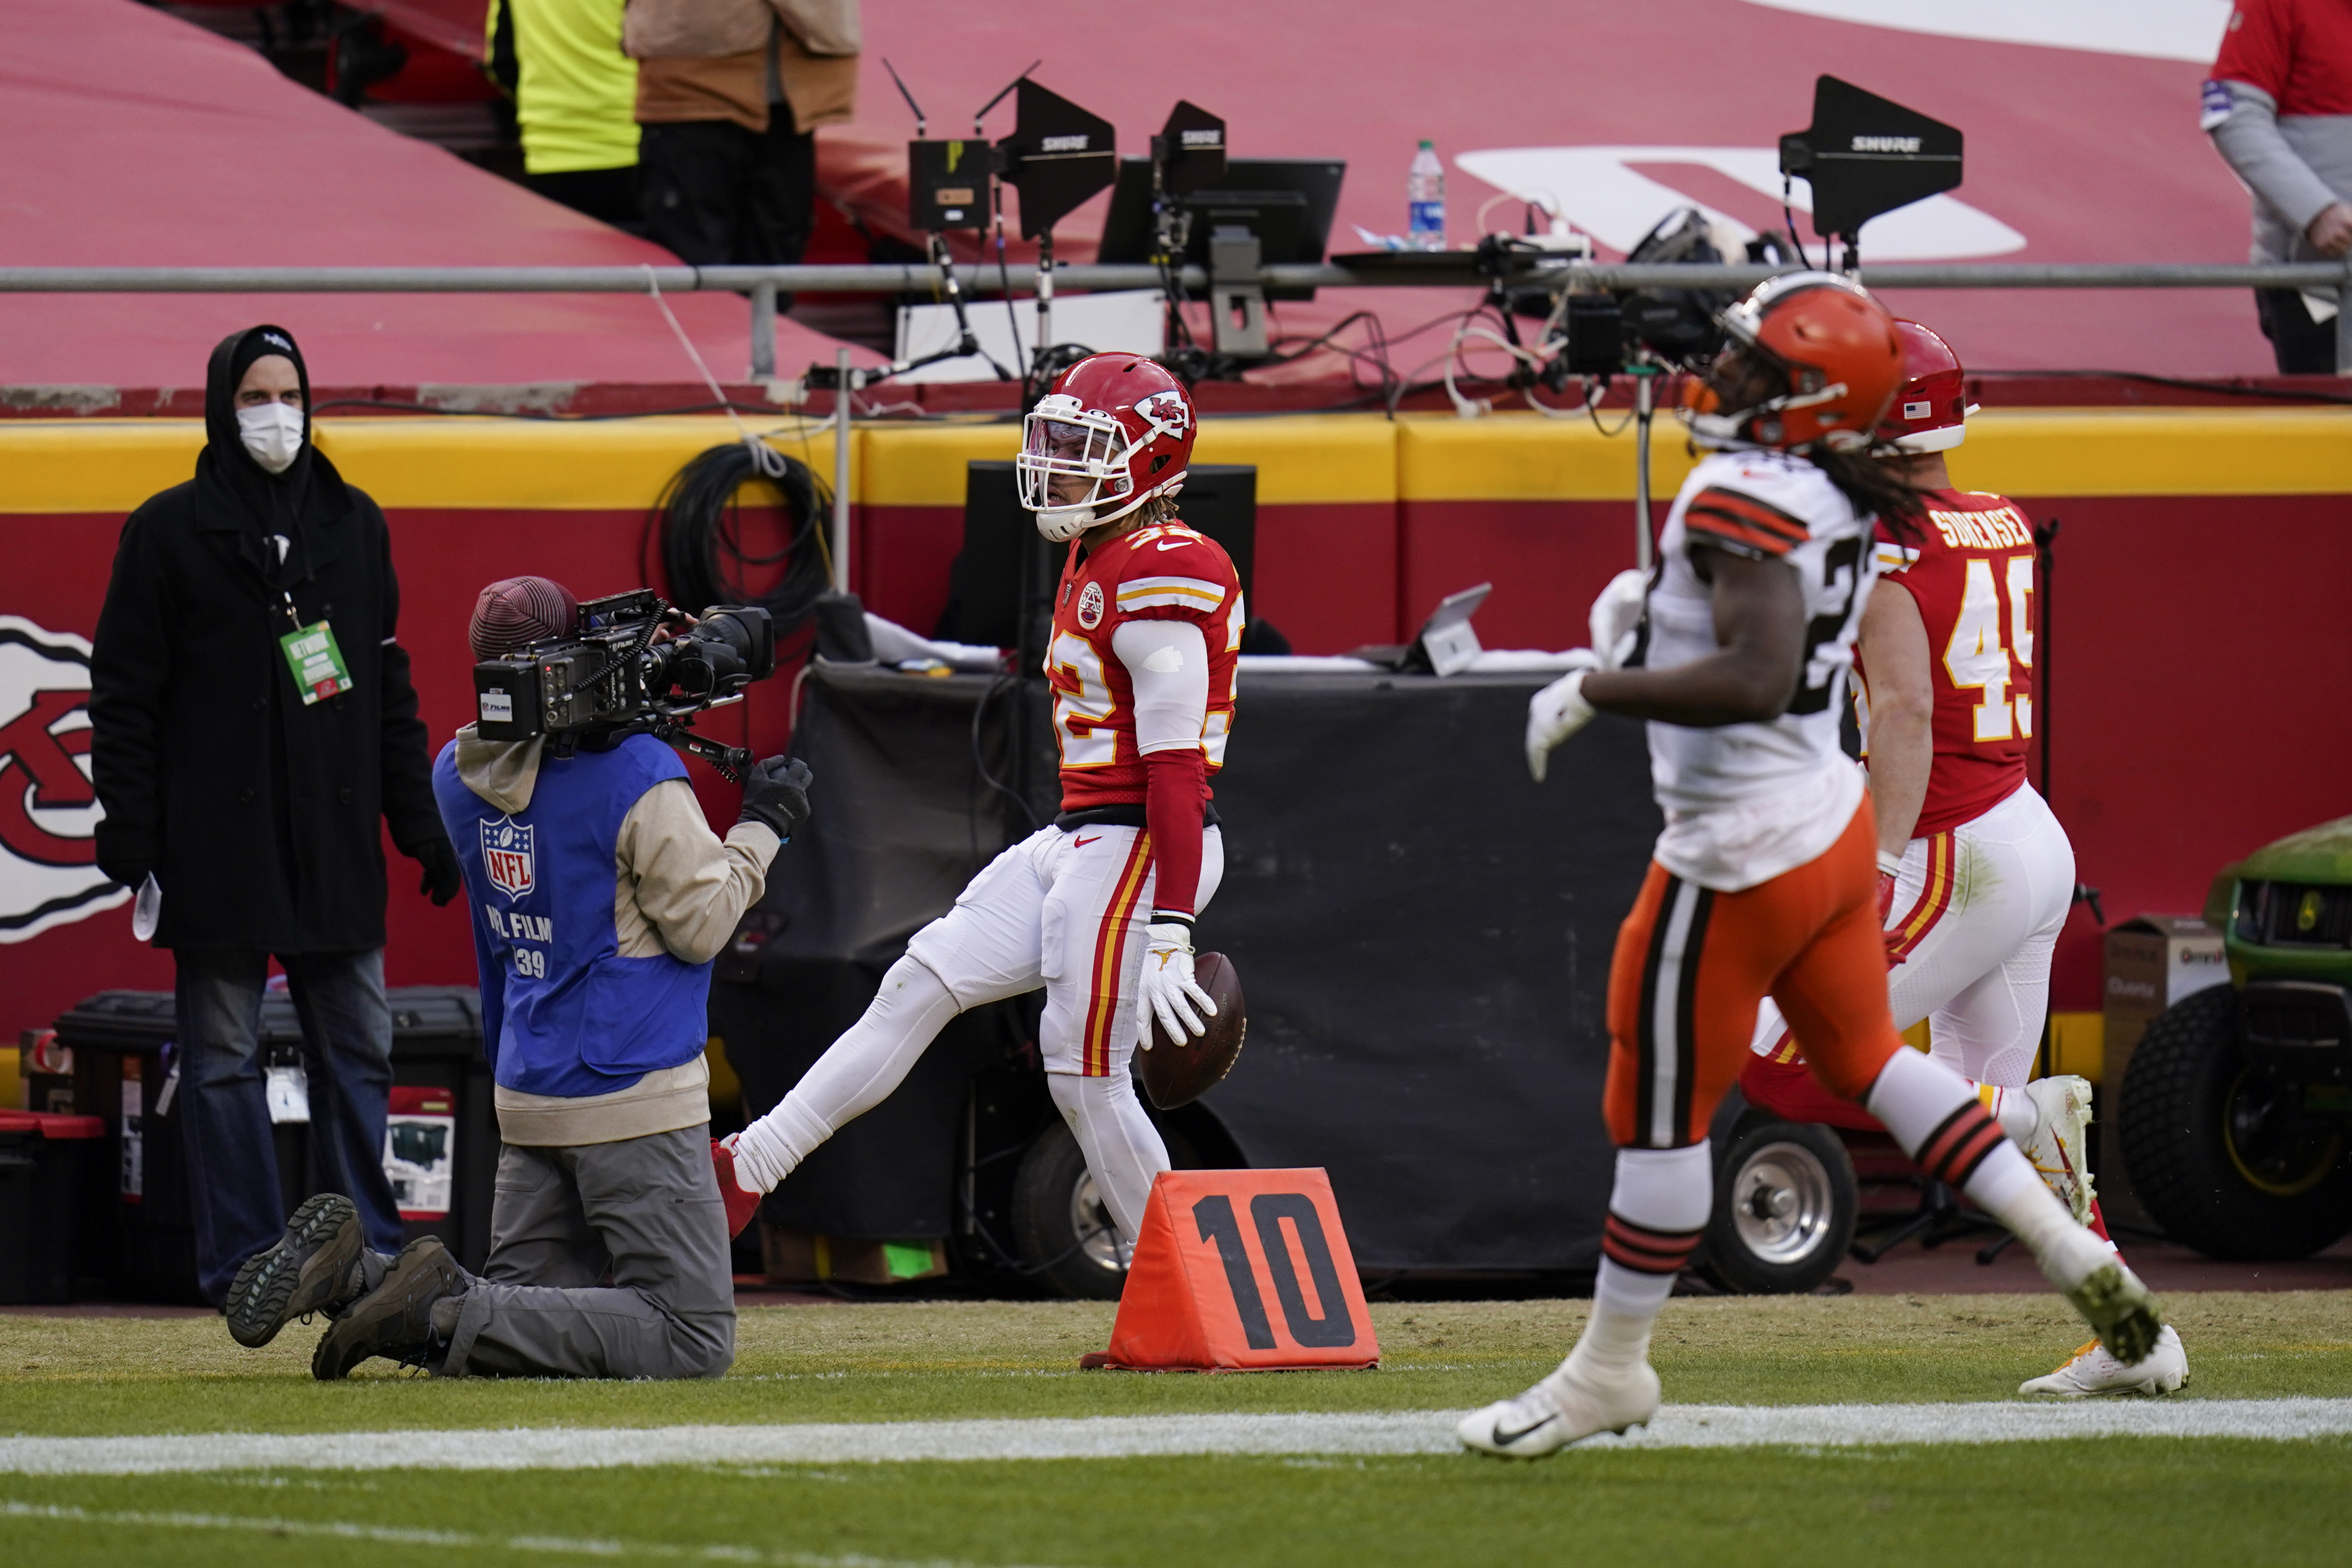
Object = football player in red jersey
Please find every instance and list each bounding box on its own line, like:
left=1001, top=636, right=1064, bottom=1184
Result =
left=718, top=355, right=1242, bottom=1254
left=1740, top=320, right=2187, bottom=1396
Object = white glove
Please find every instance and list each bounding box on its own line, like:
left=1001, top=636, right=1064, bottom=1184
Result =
left=1137, top=920, right=1218, bottom=1047
left=1588, top=568, right=1649, bottom=670
left=1526, top=668, right=1596, bottom=783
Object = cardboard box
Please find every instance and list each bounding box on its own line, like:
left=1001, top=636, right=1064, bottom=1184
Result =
left=2099, top=915, right=2230, bottom=1226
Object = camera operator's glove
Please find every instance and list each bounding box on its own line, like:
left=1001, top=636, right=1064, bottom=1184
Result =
left=407, top=834, right=464, bottom=907
left=1137, top=918, right=1218, bottom=1049
left=1526, top=659, right=1601, bottom=783
left=1589, top=568, right=1650, bottom=670
left=738, top=756, right=813, bottom=842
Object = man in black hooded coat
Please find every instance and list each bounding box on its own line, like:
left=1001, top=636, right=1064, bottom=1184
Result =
left=90, top=324, right=463, bottom=1306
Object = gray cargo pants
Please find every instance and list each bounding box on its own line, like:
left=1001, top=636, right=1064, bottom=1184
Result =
left=440, top=1125, right=735, bottom=1379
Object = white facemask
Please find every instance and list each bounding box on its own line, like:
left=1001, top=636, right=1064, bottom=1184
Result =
left=236, top=401, right=304, bottom=474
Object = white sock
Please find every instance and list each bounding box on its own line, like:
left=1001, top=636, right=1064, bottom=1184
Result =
left=1865, top=1047, right=2106, bottom=1290
left=731, top=955, right=961, bottom=1192
left=1565, top=1144, right=1711, bottom=1380
left=1971, top=1080, right=2039, bottom=1144
left=1047, top=1071, right=1170, bottom=1242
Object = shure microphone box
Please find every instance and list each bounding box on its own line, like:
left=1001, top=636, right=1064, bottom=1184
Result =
left=2100, top=915, right=2229, bottom=1226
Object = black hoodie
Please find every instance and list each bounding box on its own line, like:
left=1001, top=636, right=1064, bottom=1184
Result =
left=88, top=325, right=448, bottom=951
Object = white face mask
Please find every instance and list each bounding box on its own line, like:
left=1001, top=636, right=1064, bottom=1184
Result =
left=236, top=401, right=304, bottom=474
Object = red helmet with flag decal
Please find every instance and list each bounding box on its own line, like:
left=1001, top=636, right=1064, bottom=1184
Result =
left=1879, top=318, right=1978, bottom=452
left=1016, top=353, right=1196, bottom=543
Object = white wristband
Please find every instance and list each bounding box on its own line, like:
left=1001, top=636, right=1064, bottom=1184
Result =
left=1876, top=849, right=1904, bottom=878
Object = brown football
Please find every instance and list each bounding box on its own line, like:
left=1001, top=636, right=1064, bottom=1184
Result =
left=1140, top=951, right=1246, bottom=1110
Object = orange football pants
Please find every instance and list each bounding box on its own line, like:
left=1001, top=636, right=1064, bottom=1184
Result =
left=1604, top=798, right=1906, bottom=1149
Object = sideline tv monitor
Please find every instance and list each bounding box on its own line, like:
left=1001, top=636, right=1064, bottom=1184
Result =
left=1096, top=158, right=1345, bottom=302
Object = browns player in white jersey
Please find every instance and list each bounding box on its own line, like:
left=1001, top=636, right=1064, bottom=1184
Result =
left=1740, top=321, right=2187, bottom=1396
left=1459, top=274, right=2163, bottom=1458
left=717, top=355, right=1241, bottom=1251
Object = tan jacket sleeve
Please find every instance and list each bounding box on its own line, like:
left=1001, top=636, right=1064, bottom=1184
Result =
left=768, top=0, right=859, bottom=54
left=614, top=778, right=779, bottom=965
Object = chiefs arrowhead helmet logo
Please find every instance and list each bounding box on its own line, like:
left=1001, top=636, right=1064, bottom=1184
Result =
left=0, top=616, right=127, bottom=944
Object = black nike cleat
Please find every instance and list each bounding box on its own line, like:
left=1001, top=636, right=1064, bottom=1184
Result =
left=224, top=1192, right=365, bottom=1349
left=311, top=1236, right=464, bottom=1381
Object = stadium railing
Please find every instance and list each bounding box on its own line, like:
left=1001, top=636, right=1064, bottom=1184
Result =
left=5, top=260, right=2352, bottom=377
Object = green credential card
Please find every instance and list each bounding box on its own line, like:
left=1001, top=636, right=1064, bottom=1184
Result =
left=279, top=619, right=354, bottom=706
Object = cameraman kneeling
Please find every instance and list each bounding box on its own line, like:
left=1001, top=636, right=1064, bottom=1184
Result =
left=244, top=576, right=808, bottom=1379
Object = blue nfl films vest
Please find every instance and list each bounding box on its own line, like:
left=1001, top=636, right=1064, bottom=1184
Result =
left=431, top=734, right=710, bottom=1098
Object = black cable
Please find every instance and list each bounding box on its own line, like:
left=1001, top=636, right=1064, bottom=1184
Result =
left=1972, top=368, right=2352, bottom=407
left=307, top=397, right=796, bottom=421
left=970, top=672, right=1041, bottom=835
left=650, top=442, right=833, bottom=629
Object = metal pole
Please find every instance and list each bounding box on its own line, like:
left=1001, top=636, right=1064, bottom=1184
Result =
left=10, top=260, right=2352, bottom=295
left=749, top=281, right=777, bottom=379
left=831, top=347, right=852, bottom=595
left=2337, top=261, right=2352, bottom=376
left=1034, top=234, right=1055, bottom=386
left=1633, top=370, right=1655, bottom=571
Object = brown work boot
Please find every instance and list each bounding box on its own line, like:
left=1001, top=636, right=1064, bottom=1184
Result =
left=311, top=1236, right=465, bottom=1381
left=225, top=1192, right=366, bottom=1349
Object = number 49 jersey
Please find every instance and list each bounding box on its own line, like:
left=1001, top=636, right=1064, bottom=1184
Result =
left=1046, top=521, right=1245, bottom=811
left=1640, top=449, right=1878, bottom=890
left=1862, top=488, right=2037, bottom=837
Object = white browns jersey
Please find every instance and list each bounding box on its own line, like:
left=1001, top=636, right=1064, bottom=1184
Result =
left=1636, top=449, right=1880, bottom=892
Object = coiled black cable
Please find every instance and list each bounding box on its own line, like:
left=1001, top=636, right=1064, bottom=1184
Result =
left=651, top=440, right=833, bottom=625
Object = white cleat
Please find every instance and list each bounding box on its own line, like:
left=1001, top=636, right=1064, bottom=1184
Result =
left=2022, top=1074, right=2096, bottom=1224
left=1457, top=1357, right=1661, bottom=1459
left=2020, top=1324, right=2189, bottom=1397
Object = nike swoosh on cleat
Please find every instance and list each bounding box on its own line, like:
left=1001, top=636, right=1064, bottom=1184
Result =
left=1490, top=1413, right=1556, bottom=1447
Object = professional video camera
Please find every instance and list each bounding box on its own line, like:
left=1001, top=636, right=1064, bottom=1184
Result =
left=471, top=590, right=777, bottom=780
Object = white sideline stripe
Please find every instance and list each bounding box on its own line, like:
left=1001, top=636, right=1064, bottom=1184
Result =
left=0, top=1500, right=1054, bottom=1568
left=3, top=1400, right=2350, bottom=1473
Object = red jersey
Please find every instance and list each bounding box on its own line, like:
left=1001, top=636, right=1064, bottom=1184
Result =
left=1864, top=489, right=2037, bottom=838
left=2211, top=0, right=2352, bottom=117
left=1046, top=520, right=1244, bottom=811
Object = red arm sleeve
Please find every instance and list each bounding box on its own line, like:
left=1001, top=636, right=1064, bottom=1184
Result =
left=1144, top=746, right=1207, bottom=918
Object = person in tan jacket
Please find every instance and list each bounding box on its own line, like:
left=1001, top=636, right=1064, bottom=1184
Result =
left=224, top=576, right=812, bottom=1381
left=627, top=0, right=859, bottom=274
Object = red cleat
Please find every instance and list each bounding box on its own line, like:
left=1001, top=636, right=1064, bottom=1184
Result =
left=711, top=1137, right=763, bottom=1238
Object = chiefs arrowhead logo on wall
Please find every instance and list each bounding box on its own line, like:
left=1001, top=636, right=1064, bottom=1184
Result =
left=0, top=616, right=127, bottom=944
left=482, top=817, right=535, bottom=901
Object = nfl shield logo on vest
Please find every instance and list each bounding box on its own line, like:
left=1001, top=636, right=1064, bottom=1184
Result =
left=482, top=818, right=535, bottom=901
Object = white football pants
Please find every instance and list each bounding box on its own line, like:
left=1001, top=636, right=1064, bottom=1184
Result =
left=1751, top=783, right=2074, bottom=1091
left=737, top=823, right=1224, bottom=1242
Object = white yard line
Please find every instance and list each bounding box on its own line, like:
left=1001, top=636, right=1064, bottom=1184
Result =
left=2, top=1400, right=2348, bottom=1474
left=0, top=1500, right=1047, bottom=1567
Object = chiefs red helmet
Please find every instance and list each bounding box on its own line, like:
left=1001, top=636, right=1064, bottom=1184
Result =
left=1016, top=353, right=1196, bottom=543
left=1880, top=318, right=1978, bottom=452
left=1687, top=271, right=1904, bottom=453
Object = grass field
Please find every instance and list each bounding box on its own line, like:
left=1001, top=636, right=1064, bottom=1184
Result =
left=5, top=1291, right=2349, bottom=1566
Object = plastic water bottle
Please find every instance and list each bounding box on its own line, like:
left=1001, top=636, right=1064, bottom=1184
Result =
left=1408, top=140, right=1445, bottom=251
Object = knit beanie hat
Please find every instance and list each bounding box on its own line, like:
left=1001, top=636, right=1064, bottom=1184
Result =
left=469, top=576, right=577, bottom=660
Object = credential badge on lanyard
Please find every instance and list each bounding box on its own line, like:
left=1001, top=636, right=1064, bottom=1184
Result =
left=276, top=590, right=352, bottom=706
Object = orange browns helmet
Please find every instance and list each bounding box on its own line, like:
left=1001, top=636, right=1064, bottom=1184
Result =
left=1687, top=271, right=1904, bottom=453
left=1016, top=353, right=1197, bottom=543
left=1880, top=318, right=1980, bottom=453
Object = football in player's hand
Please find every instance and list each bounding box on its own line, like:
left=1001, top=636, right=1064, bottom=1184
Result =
left=1141, top=951, right=1246, bottom=1110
